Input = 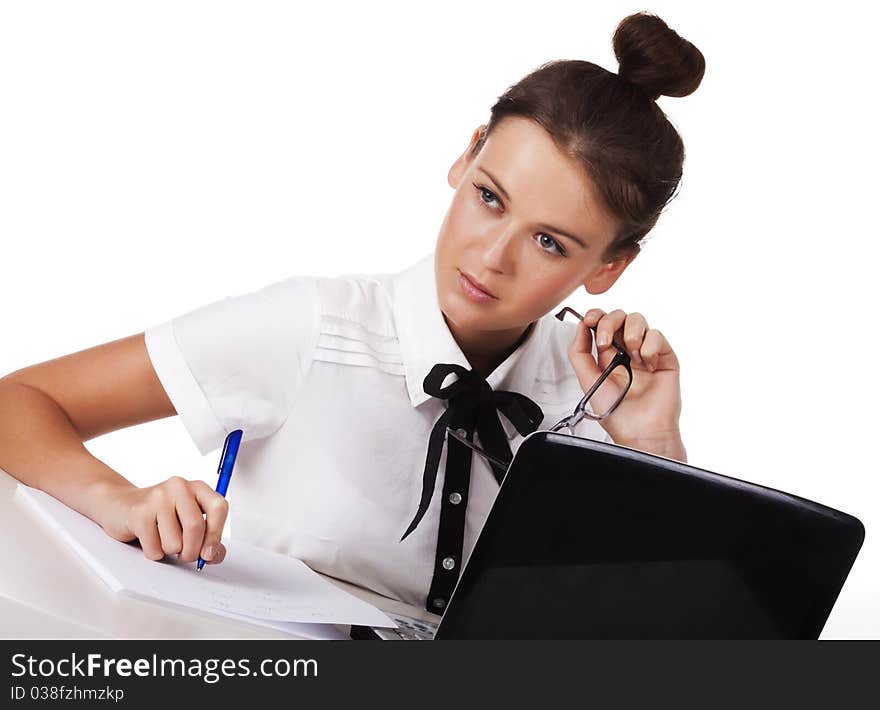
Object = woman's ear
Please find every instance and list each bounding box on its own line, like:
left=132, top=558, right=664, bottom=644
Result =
left=582, top=252, right=638, bottom=295
left=448, top=124, right=486, bottom=189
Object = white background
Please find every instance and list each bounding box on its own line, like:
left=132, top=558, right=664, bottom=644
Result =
left=1, top=1, right=877, bottom=638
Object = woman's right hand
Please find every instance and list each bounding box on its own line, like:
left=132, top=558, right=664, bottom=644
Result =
left=96, top=476, right=228, bottom=565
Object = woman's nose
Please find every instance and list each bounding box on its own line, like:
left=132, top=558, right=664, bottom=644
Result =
left=480, top=227, right=519, bottom=273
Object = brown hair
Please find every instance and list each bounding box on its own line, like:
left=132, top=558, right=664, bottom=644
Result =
left=470, top=12, right=706, bottom=262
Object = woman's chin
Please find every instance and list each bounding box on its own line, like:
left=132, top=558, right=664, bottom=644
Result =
left=440, top=297, right=476, bottom=329
left=441, top=297, right=499, bottom=334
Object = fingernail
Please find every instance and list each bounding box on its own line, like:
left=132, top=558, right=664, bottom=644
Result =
left=202, top=545, right=214, bottom=561
left=598, top=332, right=608, bottom=346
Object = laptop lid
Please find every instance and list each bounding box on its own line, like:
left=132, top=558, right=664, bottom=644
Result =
left=434, top=431, right=864, bottom=639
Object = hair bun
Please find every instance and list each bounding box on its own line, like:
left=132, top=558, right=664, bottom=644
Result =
left=612, top=12, right=705, bottom=101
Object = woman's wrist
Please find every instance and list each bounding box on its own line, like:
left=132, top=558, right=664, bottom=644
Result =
left=614, top=430, right=687, bottom=463
left=83, top=470, right=138, bottom=529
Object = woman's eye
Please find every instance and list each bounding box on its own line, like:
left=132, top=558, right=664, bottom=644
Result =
left=536, top=233, right=565, bottom=257
left=475, top=184, right=500, bottom=208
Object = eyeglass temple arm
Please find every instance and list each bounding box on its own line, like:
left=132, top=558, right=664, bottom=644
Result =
left=548, top=414, right=582, bottom=434
left=445, top=427, right=511, bottom=469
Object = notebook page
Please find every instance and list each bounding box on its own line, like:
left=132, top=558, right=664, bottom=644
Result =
left=15, top=485, right=395, bottom=631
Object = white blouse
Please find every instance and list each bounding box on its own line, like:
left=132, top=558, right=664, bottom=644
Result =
left=144, top=251, right=612, bottom=610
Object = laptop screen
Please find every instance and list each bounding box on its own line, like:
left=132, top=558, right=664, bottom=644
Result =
left=435, top=432, right=864, bottom=639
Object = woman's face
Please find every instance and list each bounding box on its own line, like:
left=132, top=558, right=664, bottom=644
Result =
left=435, top=116, right=635, bottom=339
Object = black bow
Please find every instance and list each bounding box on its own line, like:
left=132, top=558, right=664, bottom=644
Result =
left=400, top=363, right=544, bottom=541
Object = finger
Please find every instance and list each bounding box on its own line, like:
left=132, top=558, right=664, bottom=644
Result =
left=596, top=309, right=627, bottom=350
left=567, top=318, right=602, bottom=396
left=570, top=311, right=595, bottom=355
left=156, top=498, right=183, bottom=556
left=639, top=329, right=680, bottom=372
left=174, top=490, right=207, bottom=563
left=191, top=481, right=230, bottom=562
left=129, top=508, right=164, bottom=561
left=622, top=312, right=649, bottom=366
left=581, top=308, right=606, bottom=327
left=580, top=310, right=605, bottom=352
left=206, top=542, right=227, bottom=565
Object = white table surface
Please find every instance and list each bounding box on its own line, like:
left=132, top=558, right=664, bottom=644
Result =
left=0, top=467, right=437, bottom=639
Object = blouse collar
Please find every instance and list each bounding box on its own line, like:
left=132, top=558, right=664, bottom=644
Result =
left=390, top=251, right=550, bottom=438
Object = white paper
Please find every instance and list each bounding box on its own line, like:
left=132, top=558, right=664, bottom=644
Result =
left=15, top=485, right=396, bottom=636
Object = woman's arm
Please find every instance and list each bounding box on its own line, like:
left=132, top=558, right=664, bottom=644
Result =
left=0, top=334, right=228, bottom=564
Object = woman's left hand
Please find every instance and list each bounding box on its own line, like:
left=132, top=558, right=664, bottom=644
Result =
left=567, top=308, right=683, bottom=450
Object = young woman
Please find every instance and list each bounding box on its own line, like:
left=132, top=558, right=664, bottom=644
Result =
left=0, top=12, right=704, bottom=614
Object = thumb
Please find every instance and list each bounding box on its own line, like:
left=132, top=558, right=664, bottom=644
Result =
left=567, top=319, right=604, bottom=395
left=206, top=542, right=227, bottom=565
left=191, top=483, right=229, bottom=562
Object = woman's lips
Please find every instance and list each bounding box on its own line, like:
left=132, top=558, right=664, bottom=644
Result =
left=458, top=270, right=497, bottom=302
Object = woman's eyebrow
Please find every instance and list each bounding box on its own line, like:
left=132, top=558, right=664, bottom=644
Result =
left=477, top=166, right=588, bottom=249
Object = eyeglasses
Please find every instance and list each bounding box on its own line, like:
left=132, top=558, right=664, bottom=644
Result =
left=446, top=306, right=633, bottom=470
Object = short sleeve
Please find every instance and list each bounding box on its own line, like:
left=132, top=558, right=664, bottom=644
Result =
left=144, top=276, right=321, bottom=456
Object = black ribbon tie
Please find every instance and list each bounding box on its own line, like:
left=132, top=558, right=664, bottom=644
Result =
left=400, top=363, right=544, bottom=541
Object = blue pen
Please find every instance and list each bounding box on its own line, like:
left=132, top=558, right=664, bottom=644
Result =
left=197, top=429, right=243, bottom=571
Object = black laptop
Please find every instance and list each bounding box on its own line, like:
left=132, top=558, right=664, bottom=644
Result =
left=352, top=432, right=864, bottom=640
